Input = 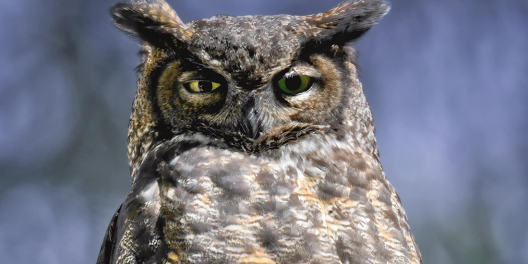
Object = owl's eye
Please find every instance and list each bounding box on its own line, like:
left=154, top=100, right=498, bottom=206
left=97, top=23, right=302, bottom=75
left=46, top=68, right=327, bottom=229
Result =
left=277, top=75, right=312, bottom=95
left=184, top=81, right=222, bottom=93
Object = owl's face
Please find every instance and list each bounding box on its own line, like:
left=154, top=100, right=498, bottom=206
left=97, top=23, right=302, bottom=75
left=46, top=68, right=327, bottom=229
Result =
left=157, top=16, right=349, bottom=139
left=113, top=0, right=389, bottom=170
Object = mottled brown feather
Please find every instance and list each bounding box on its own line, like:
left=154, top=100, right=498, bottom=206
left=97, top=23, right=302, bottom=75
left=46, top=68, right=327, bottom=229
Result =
left=100, top=0, right=423, bottom=263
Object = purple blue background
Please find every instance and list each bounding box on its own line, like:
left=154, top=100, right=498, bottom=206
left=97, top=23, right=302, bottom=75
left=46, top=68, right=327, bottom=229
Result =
left=1, top=0, right=527, bottom=263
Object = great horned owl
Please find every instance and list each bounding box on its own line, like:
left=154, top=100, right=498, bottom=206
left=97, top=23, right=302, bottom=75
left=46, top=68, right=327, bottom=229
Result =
left=97, top=0, right=423, bottom=263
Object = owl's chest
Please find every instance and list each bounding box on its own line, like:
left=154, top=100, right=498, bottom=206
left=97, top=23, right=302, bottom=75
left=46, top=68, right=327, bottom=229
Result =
left=150, top=143, right=392, bottom=263
left=164, top=144, right=361, bottom=216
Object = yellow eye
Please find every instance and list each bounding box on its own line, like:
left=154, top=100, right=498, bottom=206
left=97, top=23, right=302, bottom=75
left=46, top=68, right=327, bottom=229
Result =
left=277, top=75, right=312, bottom=95
left=185, top=81, right=222, bottom=93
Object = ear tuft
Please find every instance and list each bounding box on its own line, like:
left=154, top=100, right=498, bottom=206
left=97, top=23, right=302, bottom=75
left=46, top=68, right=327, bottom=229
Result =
left=303, top=0, right=390, bottom=45
left=110, top=0, right=192, bottom=48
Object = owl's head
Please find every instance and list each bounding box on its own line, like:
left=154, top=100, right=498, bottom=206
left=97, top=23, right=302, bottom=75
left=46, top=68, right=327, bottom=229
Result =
left=111, top=0, right=389, bottom=176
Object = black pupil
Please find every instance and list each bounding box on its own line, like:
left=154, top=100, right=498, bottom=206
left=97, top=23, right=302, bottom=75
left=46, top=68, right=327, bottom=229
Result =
left=199, top=81, right=213, bottom=92
left=285, top=76, right=302, bottom=90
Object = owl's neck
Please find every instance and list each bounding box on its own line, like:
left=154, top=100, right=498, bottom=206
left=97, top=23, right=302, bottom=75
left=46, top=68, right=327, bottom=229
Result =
left=340, top=60, right=380, bottom=162
left=127, top=107, right=158, bottom=182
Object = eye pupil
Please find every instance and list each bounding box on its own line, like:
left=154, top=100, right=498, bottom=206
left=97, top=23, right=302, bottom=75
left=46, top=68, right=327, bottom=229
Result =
left=285, top=76, right=302, bottom=90
left=199, top=81, right=212, bottom=92
left=185, top=81, right=221, bottom=93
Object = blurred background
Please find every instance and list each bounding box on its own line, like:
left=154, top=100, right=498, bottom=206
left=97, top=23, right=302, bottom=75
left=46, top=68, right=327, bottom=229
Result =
left=1, top=0, right=527, bottom=263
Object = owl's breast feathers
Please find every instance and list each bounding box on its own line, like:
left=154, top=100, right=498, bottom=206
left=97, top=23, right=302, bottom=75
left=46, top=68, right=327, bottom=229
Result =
left=98, top=131, right=422, bottom=264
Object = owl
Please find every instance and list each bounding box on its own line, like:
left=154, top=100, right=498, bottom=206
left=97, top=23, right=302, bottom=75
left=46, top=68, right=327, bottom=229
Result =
left=97, top=0, right=422, bottom=263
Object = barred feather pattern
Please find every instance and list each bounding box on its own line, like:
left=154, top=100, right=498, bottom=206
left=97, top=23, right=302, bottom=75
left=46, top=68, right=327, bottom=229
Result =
left=111, top=126, right=421, bottom=264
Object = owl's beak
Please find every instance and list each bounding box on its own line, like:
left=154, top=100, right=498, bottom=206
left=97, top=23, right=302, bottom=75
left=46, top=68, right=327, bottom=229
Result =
left=240, top=119, right=260, bottom=139
left=239, top=97, right=262, bottom=140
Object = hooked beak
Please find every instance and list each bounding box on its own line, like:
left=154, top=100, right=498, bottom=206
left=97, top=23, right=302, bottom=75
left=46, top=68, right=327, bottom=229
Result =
left=238, top=97, right=262, bottom=139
